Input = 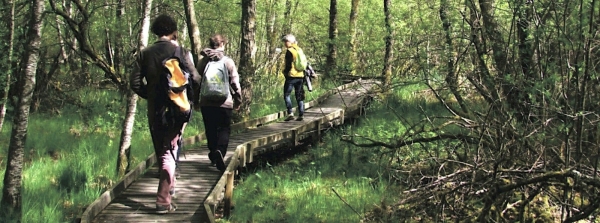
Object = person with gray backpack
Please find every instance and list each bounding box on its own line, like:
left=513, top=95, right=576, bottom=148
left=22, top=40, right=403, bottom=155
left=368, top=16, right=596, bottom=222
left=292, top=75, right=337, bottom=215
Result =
left=195, top=34, right=242, bottom=171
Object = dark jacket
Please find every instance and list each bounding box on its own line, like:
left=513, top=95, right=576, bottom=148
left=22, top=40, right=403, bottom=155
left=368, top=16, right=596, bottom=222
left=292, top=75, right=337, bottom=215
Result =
left=130, top=38, right=201, bottom=123
left=196, top=48, right=242, bottom=109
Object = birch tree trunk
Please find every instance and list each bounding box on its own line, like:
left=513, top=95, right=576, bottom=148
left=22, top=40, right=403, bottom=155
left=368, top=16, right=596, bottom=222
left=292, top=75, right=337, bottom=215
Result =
left=266, top=0, right=279, bottom=55
left=349, top=0, right=360, bottom=76
left=237, top=0, right=257, bottom=121
left=327, top=0, right=338, bottom=78
left=382, top=0, right=394, bottom=88
left=116, top=0, right=152, bottom=177
left=182, top=0, right=202, bottom=63
left=1, top=0, right=45, bottom=218
left=0, top=0, right=16, bottom=132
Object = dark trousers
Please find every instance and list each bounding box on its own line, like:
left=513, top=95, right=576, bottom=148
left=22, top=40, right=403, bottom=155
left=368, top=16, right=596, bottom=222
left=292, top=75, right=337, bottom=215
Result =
left=284, top=78, right=305, bottom=116
left=200, top=106, right=233, bottom=156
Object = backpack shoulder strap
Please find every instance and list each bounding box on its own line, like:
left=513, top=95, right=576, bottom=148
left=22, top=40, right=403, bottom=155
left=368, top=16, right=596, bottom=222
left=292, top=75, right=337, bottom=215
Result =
left=174, top=46, right=182, bottom=58
left=176, top=46, right=194, bottom=70
left=222, top=56, right=230, bottom=81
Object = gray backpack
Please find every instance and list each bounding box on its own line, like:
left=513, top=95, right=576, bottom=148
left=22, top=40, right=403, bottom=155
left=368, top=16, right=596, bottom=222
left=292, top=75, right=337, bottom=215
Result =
left=200, top=56, right=230, bottom=102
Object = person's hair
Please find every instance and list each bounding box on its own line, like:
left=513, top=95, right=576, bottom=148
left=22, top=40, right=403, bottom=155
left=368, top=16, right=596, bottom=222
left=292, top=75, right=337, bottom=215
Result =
left=281, top=34, right=296, bottom=43
left=209, top=34, right=227, bottom=49
left=150, top=14, right=178, bottom=37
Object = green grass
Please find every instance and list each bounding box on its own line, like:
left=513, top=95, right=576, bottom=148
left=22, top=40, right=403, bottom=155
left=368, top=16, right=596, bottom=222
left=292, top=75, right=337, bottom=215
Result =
left=0, top=76, right=340, bottom=222
left=228, top=133, right=396, bottom=223
left=224, top=84, right=438, bottom=223
left=223, top=82, right=465, bottom=222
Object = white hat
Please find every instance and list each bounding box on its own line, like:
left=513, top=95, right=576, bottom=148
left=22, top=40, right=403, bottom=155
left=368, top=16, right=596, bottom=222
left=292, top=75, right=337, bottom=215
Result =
left=282, top=34, right=297, bottom=43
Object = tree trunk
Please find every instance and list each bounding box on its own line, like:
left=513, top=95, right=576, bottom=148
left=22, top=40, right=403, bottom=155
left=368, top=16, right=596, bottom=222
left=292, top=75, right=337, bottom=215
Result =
left=440, top=0, right=468, bottom=114
left=1, top=0, right=45, bottom=218
left=515, top=0, right=534, bottom=120
left=327, top=0, right=338, bottom=78
left=382, top=0, right=393, bottom=88
left=113, top=0, right=126, bottom=76
left=56, top=14, right=68, bottom=62
left=282, top=0, right=293, bottom=34
left=117, top=90, right=138, bottom=177
left=182, top=0, right=202, bottom=64
left=266, top=0, right=279, bottom=55
left=105, top=28, right=114, bottom=68
left=466, top=0, right=499, bottom=104
left=0, top=0, right=16, bottom=132
left=349, top=0, right=360, bottom=76
left=116, top=0, right=152, bottom=177
left=237, top=0, right=257, bottom=121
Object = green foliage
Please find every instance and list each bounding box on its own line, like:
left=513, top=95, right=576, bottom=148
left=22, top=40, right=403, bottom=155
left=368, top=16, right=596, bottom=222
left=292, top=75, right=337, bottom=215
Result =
left=0, top=68, right=337, bottom=222
left=229, top=137, right=395, bottom=223
left=0, top=88, right=152, bottom=222
left=4, top=0, right=597, bottom=221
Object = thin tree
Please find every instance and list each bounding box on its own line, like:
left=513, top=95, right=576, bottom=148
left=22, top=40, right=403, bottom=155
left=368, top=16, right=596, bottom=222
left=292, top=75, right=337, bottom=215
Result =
left=382, top=0, right=393, bottom=88
left=439, top=0, right=467, bottom=114
left=327, top=0, right=338, bottom=78
left=0, top=0, right=16, bottom=132
left=349, top=0, right=360, bottom=76
left=281, top=0, right=293, bottom=34
left=265, top=0, right=279, bottom=55
left=182, top=0, right=202, bottom=63
left=238, top=0, right=257, bottom=120
left=116, top=0, right=152, bottom=177
left=1, top=0, right=45, bottom=219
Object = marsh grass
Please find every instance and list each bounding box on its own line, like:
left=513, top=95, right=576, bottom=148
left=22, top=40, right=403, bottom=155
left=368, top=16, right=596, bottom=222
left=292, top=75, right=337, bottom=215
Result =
left=225, top=84, right=445, bottom=222
left=0, top=76, right=339, bottom=222
left=229, top=132, right=394, bottom=223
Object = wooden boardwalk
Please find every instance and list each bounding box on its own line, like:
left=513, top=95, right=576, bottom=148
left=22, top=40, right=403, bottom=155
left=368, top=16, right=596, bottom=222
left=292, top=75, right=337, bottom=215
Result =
left=79, top=80, right=377, bottom=223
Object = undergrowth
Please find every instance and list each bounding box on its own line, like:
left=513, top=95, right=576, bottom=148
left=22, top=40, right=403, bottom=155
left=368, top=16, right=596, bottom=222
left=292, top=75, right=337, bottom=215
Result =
left=223, top=83, right=431, bottom=222
left=0, top=76, right=339, bottom=222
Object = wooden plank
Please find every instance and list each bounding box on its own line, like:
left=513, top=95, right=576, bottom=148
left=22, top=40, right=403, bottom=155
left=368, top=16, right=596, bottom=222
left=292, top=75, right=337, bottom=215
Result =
left=84, top=80, right=378, bottom=223
left=80, top=152, right=156, bottom=223
left=224, top=172, right=234, bottom=217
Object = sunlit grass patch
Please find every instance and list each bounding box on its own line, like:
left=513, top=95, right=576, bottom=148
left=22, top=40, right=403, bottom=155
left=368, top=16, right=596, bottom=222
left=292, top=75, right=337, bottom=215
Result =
left=227, top=83, right=441, bottom=222
left=230, top=163, right=391, bottom=223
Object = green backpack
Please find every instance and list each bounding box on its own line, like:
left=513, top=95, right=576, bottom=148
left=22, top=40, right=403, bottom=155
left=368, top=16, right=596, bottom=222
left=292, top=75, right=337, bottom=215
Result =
left=294, top=47, right=308, bottom=71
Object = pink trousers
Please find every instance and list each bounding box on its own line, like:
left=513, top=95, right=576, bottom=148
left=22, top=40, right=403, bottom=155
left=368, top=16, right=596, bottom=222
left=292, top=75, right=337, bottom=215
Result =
left=150, top=119, right=184, bottom=206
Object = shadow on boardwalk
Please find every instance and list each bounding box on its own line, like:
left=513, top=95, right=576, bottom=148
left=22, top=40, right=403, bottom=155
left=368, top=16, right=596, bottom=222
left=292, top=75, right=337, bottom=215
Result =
left=79, top=80, right=378, bottom=223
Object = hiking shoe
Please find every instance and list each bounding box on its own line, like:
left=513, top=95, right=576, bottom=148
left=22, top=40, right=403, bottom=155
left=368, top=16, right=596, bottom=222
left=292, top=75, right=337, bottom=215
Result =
left=285, top=114, right=295, bottom=121
left=156, top=203, right=177, bottom=214
left=295, top=116, right=304, bottom=121
left=209, top=151, right=226, bottom=171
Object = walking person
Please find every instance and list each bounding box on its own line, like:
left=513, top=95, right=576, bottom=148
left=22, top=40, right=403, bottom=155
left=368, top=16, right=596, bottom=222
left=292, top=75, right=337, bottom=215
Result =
left=130, top=14, right=200, bottom=214
left=281, top=34, right=306, bottom=121
left=195, top=34, right=242, bottom=171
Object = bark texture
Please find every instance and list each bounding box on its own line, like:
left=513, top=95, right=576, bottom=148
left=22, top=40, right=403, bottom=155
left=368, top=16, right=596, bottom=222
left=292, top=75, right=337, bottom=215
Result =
left=327, top=0, right=338, bottom=77
left=1, top=0, right=45, bottom=217
left=382, top=0, right=394, bottom=88
left=183, top=0, right=202, bottom=63
left=237, top=0, right=257, bottom=121
left=0, top=0, right=15, bottom=132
